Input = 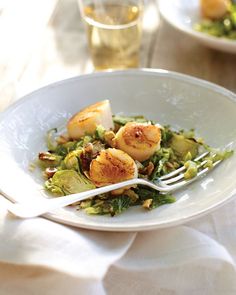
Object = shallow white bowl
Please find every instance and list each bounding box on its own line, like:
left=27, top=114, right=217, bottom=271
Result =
left=0, top=69, right=236, bottom=231
left=159, top=0, right=236, bottom=54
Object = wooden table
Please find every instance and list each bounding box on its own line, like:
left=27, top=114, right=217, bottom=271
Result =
left=0, top=0, right=236, bottom=112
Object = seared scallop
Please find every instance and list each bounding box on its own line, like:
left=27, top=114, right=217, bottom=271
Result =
left=200, top=0, right=230, bottom=19
left=114, top=122, right=161, bottom=162
left=67, top=100, right=114, bottom=140
left=89, top=148, right=138, bottom=187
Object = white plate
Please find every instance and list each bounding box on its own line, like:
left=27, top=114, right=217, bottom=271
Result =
left=159, top=0, right=236, bottom=54
left=1, top=69, right=236, bottom=231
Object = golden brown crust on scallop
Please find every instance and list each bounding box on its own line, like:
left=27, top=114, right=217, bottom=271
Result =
left=89, top=148, right=137, bottom=187
left=114, top=122, right=161, bottom=162
left=67, top=100, right=114, bottom=140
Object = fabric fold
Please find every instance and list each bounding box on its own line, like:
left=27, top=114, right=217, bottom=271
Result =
left=0, top=206, right=136, bottom=278
left=1, top=198, right=236, bottom=294
left=112, top=226, right=235, bottom=270
left=104, top=225, right=236, bottom=295
left=0, top=262, right=106, bottom=295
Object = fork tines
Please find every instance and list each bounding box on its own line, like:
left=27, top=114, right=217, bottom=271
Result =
left=158, top=152, right=222, bottom=191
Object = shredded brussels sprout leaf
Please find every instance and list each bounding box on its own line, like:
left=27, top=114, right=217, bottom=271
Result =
left=45, top=170, right=95, bottom=195
left=113, top=115, right=149, bottom=126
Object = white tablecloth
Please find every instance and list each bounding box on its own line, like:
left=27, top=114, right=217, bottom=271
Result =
left=0, top=195, right=236, bottom=295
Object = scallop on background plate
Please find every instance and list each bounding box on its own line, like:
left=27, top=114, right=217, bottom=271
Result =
left=1, top=69, right=236, bottom=231
left=159, top=0, right=236, bottom=54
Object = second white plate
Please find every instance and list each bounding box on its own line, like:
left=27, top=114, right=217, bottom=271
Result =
left=159, top=0, right=236, bottom=54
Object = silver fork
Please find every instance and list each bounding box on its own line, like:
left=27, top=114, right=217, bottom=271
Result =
left=3, top=152, right=222, bottom=218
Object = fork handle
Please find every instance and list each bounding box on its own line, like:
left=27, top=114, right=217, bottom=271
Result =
left=7, top=178, right=153, bottom=218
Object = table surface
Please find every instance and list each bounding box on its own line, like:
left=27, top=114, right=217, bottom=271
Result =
left=1, top=0, right=236, bottom=112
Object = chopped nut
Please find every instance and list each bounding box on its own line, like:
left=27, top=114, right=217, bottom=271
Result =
left=84, top=142, right=93, bottom=153
left=104, top=131, right=116, bottom=147
left=56, top=134, right=70, bottom=144
left=146, top=162, right=155, bottom=175
left=124, top=189, right=139, bottom=203
left=166, top=162, right=174, bottom=169
left=44, top=167, right=57, bottom=178
left=135, top=160, right=144, bottom=170
left=39, top=152, right=54, bottom=162
left=171, top=162, right=179, bottom=169
left=139, top=162, right=154, bottom=176
left=142, top=199, right=153, bottom=209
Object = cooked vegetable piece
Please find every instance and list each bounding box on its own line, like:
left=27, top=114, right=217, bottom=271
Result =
left=64, top=149, right=83, bottom=170
left=94, top=125, right=106, bottom=141
left=184, top=161, right=198, bottom=179
left=135, top=187, right=176, bottom=209
left=45, top=170, right=95, bottom=195
left=169, top=134, right=199, bottom=160
left=38, top=152, right=62, bottom=168
left=79, top=194, right=132, bottom=216
left=46, top=128, right=58, bottom=151
left=113, top=114, right=149, bottom=126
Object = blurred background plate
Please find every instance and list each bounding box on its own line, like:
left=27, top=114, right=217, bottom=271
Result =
left=159, top=0, right=236, bottom=54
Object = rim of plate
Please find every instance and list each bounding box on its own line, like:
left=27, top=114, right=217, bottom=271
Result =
left=158, top=0, right=236, bottom=47
left=1, top=68, right=236, bottom=231
left=1, top=68, right=236, bottom=119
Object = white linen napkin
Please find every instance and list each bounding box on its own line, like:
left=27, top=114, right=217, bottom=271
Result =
left=104, top=199, right=236, bottom=295
left=0, top=197, right=236, bottom=295
left=0, top=201, right=136, bottom=294
left=104, top=226, right=236, bottom=294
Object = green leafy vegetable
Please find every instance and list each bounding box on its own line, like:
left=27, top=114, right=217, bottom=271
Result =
left=184, top=161, right=198, bottom=179
left=169, top=134, right=199, bottom=160
left=54, top=141, right=78, bottom=157
left=45, top=170, right=95, bottom=195
left=109, top=196, right=132, bottom=216
left=135, top=187, right=176, bottom=209
left=79, top=195, right=132, bottom=216
left=94, top=125, right=106, bottom=141
left=46, top=128, right=58, bottom=151
left=38, top=152, right=62, bottom=168
left=64, top=149, right=83, bottom=170
left=113, top=115, right=148, bottom=126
